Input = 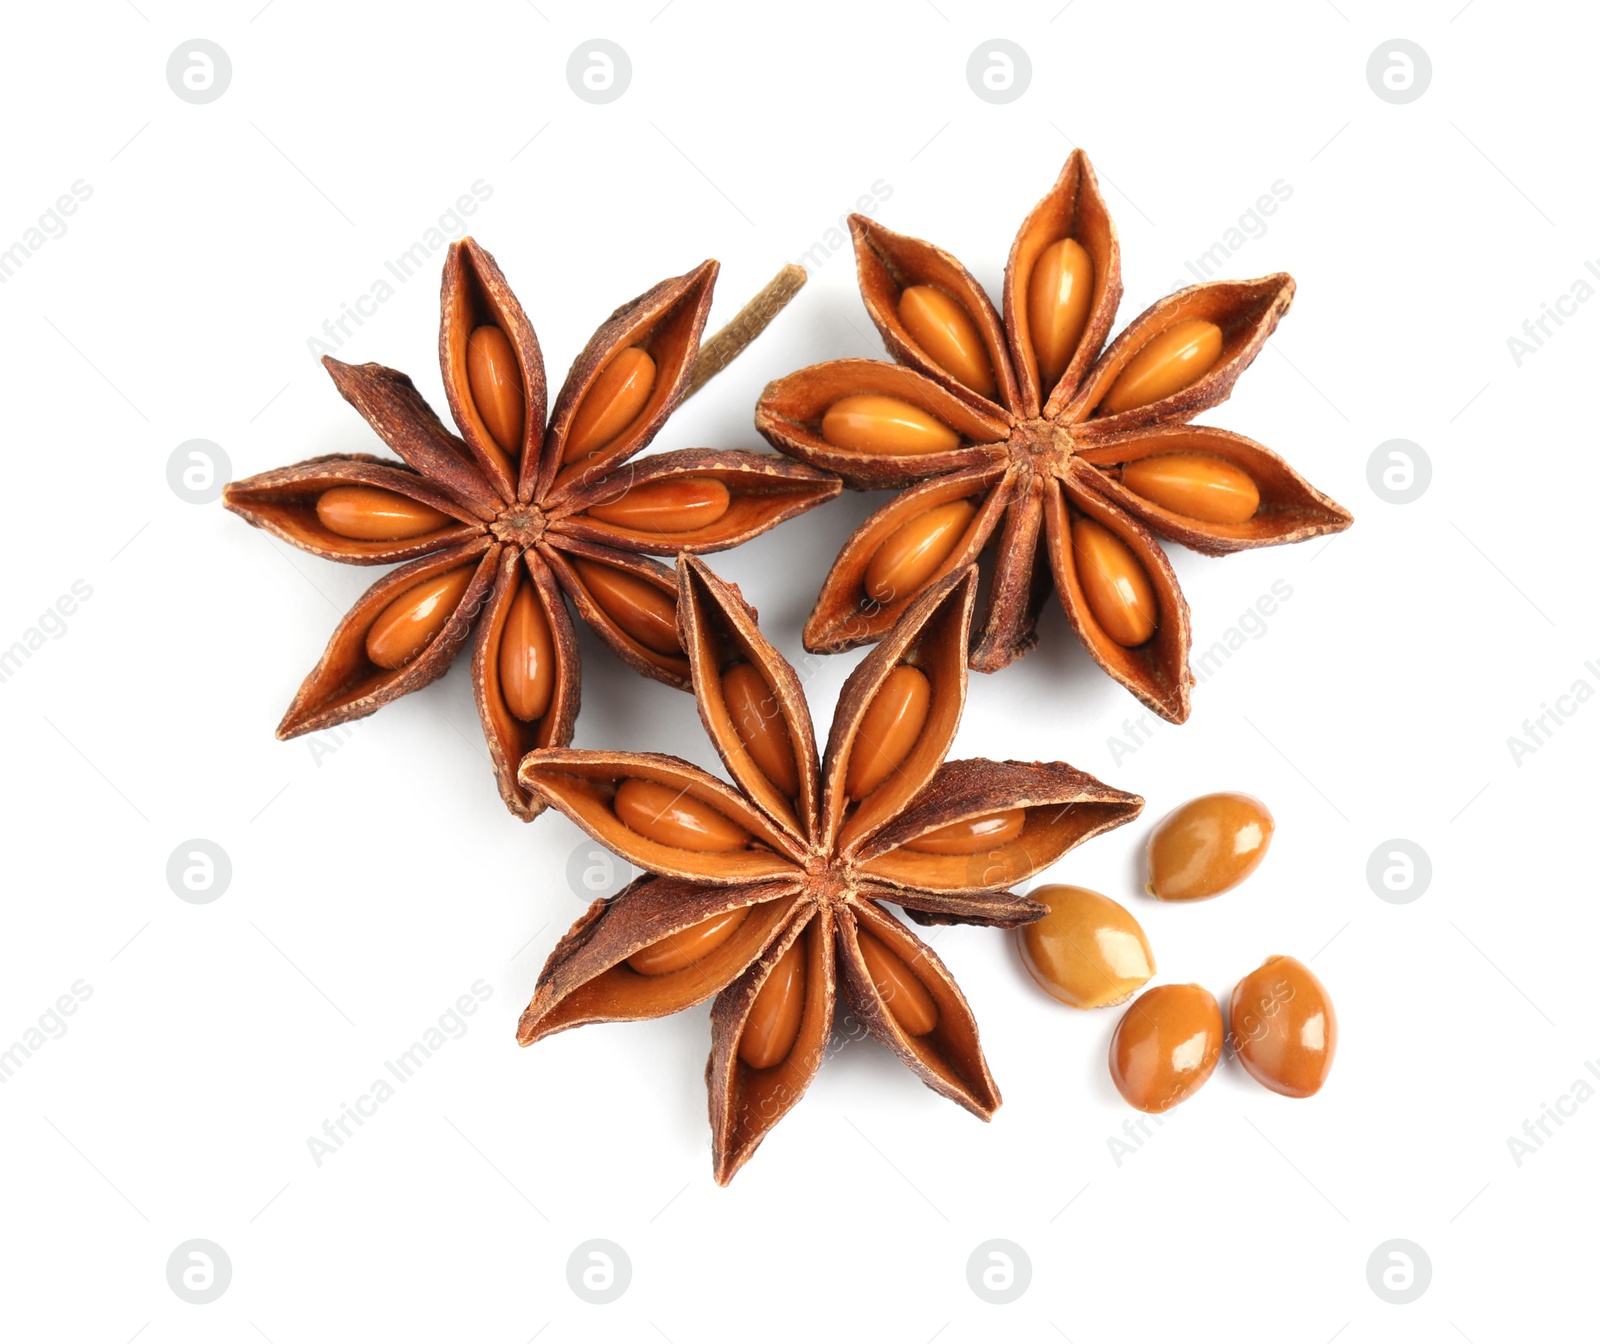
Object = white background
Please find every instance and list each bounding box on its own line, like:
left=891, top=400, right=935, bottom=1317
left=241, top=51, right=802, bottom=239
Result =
left=1, top=1, right=1593, bottom=1339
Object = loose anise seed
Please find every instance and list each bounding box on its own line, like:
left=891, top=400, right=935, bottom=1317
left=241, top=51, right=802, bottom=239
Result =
left=563, top=346, right=657, bottom=462
left=626, top=906, right=752, bottom=976
left=1229, top=955, right=1336, bottom=1098
left=569, top=559, right=682, bottom=656
left=897, top=285, right=996, bottom=397
left=584, top=477, right=732, bottom=533
left=721, top=662, right=800, bottom=796
left=1109, top=983, right=1224, bottom=1113
left=857, top=929, right=938, bottom=1035
left=316, top=486, right=451, bottom=541
left=499, top=582, right=556, bottom=722
left=864, top=498, right=975, bottom=605
left=1146, top=792, right=1273, bottom=901
left=845, top=663, right=931, bottom=800
left=1072, top=516, right=1157, bottom=647
left=1099, top=318, right=1223, bottom=415
left=1028, top=237, right=1095, bottom=389
left=901, top=808, right=1025, bottom=855
left=1017, top=885, right=1155, bottom=1010
left=612, top=777, right=751, bottom=852
left=819, top=394, right=961, bottom=457
left=466, top=325, right=526, bottom=454
left=365, top=567, right=473, bottom=669
left=1121, top=454, right=1260, bottom=524
left=739, top=934, right=806, bottom=1068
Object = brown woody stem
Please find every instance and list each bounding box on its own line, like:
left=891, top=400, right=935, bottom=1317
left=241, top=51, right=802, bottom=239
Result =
left=682, top=263, right=808, bottom=401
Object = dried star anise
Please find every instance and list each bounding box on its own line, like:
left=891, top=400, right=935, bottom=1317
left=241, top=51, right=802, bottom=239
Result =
left=516, top=556, right=1142, bottom=1182
left=756, top=150, right=1352, bottom=722
left=224, top=240, right=838, bottom=817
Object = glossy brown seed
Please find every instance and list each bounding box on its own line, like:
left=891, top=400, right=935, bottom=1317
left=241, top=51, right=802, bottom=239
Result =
left=466, top=325, right=526, bottom=454
left=612, top=777, right=751, bottom=852
left=1028, top=237, right=1095, bottom=389
left=1121, top=454, right=1260, bottom=524
left=365, top=567, right=473, bottom=670
left=739, top=935, right=807, bottom=1069
left=1147, top=792, right=1274, bottom=901
left=1109, top=983, right=1223, bottom=1112
left=864, top=499, right=975, bottom=605
left=820, top=394, right=961, bottom=457
left=498, top=582, right=556, bottom=722
left=857, top=929, right=938, bottom=1036
left=626, top=906, right=752, bottom=976
left=1099, top=318, right=1224, bottom=415
left=563, top=346, right=657, bottom=462
left=1017, top=885, right=1155, bottom=1009
left=1072, top=516, right=1157, bottom=647
left=721, top=662, right=800, bottom=796
left=897, top=284, right=996, bottom=397
left=584, top=477, right=731, bottom=533
left=1229, top=956, right=1336, bottom=1098
left=901, top=809, right=1025, bottom=855
left=845, top=664, right=931, bottom=800
left=570, top=559, right=682, bottom=656
left=316, top=486, right=451, bottom=541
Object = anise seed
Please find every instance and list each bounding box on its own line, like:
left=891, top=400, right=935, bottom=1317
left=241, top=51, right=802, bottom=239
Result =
left=613, top=777, right=750, bottom=852
left=897, top=285, right=996, bottom=397
left=585, top=477, right=731, bottom=533
left=564, top=347, right=657, bottom=462
left=316, top=486, right=450, bottom=541
left=820, top=394, right=960, bottom=457
left=1121, top=454, right=1259, bottom=524
left=466, top=325, right=526, bottom=454
left=1099, top=318, right=1223, bottom=415
left=1028, top=237, right=1094, bottom=389
left=1071, top=516, right=1157, bottom=647
left=365, top=567, right=473, bottom=669
left=627, top=907, right=751, bottom=976
left=846, top=664, right=930, bottom=800
left=864, top=499, right=975, bottom=605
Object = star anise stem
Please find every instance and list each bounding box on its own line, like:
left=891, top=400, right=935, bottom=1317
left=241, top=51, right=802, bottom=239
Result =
left=682, top=263, right=808, bottom=401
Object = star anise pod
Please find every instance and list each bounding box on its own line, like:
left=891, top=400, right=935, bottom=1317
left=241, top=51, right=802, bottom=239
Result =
left=224, top=240, right=838, bottom=818
left=756, top=150, right=1352, bottom=722
left=516, top=556, right=1142, bottom=1183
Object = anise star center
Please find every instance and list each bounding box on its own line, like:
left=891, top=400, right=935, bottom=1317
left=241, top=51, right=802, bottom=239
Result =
left=805, top=863, right=857, bottom=908
left=1006, top=417, right=1077, bottom=480
left=491, top=504, right=548, bottom=548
